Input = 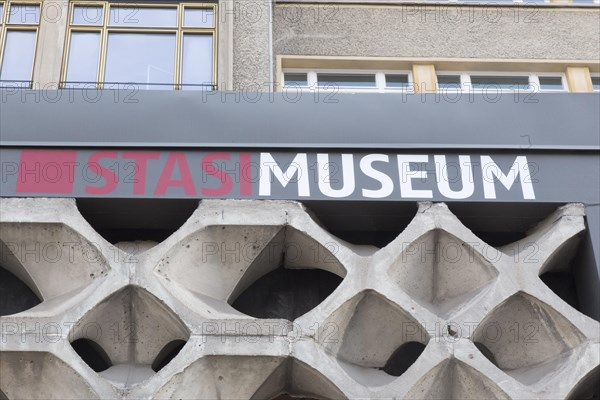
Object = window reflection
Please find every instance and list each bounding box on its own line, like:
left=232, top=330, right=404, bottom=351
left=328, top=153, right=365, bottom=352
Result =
left=181, top=34, right=213, bottom=90
left=0, top=30, right=37, bottom=83
left=65, top=32, right=101, bottom=84
left=109, top=7, right=177, bottom=27
left=104, top=32, right=176, bottom=90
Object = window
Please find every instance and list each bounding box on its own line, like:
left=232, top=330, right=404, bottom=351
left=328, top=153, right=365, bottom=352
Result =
left=0, top=2, right=41, bottom=88
left=436, top=75, right=462, bottom=91
left=62, top=2, right=217, bottom=90
left=591, top=75, right=600, bottom=92
left=282, top=70, right=413, bottom=93
left=435, top=73, right=568, bottom=93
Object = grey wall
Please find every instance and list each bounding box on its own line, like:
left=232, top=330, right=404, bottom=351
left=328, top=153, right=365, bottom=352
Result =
left=233, top=0, right=272, bottom=89
left=273, top=5, right=600, bottom=60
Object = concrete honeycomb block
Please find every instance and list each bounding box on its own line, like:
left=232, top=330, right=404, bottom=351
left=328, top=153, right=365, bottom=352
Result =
left=404, top=358, right=511, bottom=400
left=320, top=289, right=429, bottom=386
left=69, top=286, right=190, bottom=388
left=0, top=198, right=112, bottom=316
left=472, top=292, right=586, bottom=386
left=0, top=198, right=598, bottom=399
left=380, top=203, right=500, bottom=318
left=0, top=351, right=98, bottom=399
left=153, top=356, right=346, bottom=399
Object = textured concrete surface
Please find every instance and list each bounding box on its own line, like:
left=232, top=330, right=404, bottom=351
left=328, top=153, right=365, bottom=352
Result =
left=0, top=198, right=598, bottom=399
left=273, top=5, right=600, bottom=60
left=232, top=0, right=273, bottom=90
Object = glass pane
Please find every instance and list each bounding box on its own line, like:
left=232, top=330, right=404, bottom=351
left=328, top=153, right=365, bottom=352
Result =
left=386, top=74, right=409, bottom=88
left=591, top=77, right=600, bottom=92
left=72, top=6, right=103, bottom=25
left=65, top=32, right=100, bottom=84
left=8, top=4, right=40, bottom=24
left=471, top=75, right=530, bottom=90
left=0, top=4, right=4, bottom=24
left=181, top=34, right=213, bottom=90
left=105, top=32, right=176, bottom=89
left=184, top=8, right=214, bottom=28
left=437, top=75, right=462, bottom=90
left=317, top=73, right=376, bottom=87
left=539, top=77, right=564, bottom=91
left=0, top=30, right=36, bottom=82
left=109, top=7, right=177, bottom=27
left=284, top=73, right=308, bottom=86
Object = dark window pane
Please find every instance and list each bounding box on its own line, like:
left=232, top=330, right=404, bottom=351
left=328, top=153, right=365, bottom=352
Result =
left=539, top=76, right=564, bottom=91
left=386, top=74, right=409, bottom=88
left=317, top=73, right=376, bottom=87
left=437, top=75, right=462, bottom=90
left=284, top=73, right=308, bottom=86
left=591, top=77, right=600, bottom=92
left=471, top=75, right=530, bottom=90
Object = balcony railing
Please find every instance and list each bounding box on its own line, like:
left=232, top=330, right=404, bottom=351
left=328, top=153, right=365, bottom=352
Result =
left=0, top=81, right=217, bottom=91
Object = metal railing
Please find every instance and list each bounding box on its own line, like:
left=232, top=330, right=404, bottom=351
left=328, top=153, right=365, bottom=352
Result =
left=0, top=80, right=217, bottom=91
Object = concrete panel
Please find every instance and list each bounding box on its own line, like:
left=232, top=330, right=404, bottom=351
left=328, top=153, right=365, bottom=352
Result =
left=232, top=0, right=272, bottom=90
left=0, top=198, right=598, bottom=399
left=273, top=5, right=600, bottom=60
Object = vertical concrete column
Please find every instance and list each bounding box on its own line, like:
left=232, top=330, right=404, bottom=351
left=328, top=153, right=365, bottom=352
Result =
left=566, top=66, right=593, bottom=92
left=412, top=64, right=437, bottom=93
left=232, top=0, right=272, bottom=92
left=32, top=0, right=68, bottom=87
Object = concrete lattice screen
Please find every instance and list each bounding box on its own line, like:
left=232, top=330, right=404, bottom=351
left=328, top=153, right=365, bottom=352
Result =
left=0, top=198, right=598, bottom=399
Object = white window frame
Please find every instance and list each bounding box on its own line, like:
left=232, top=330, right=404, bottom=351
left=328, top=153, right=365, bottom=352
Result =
left=435, top=71, right=568, bottom=93
left=282, top=68, right=414, bottom=94
left=535, top=72, right=569, bottom=93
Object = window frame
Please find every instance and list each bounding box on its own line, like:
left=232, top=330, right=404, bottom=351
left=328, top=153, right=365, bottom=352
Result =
left=0, top=1, right=41, bottom=88
left=435, top=71, right=569, bottom=93
left=282, top=68, right=414, bottom=93
left=534, top=72, right=569, bottom=93
left=61, top=1, right=218, bottom=90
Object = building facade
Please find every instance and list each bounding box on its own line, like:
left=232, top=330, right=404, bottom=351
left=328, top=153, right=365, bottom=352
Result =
left=0, top=0, right=599, bottom=399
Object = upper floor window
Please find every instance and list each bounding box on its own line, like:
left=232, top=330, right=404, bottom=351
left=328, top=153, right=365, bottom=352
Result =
left=282, top=70, right=414, bottom=93
left=436, top=72, right=568, bottom=93
left=0, top=2, right=41, bottom=88
left=591, top=75, right=600, bottom=92
left=61, top=2, right=216, bottom=90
